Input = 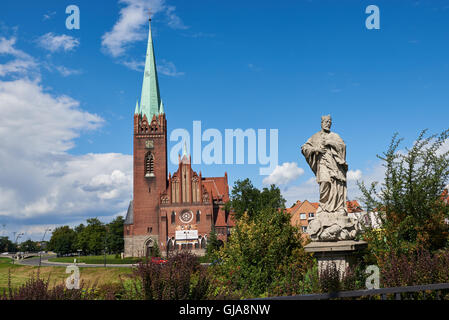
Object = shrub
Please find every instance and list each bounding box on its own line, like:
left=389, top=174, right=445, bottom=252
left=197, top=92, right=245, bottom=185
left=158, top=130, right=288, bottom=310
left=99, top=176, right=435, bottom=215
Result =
left=318, top=262, right=341, bottom=293
left=380, top=247, right=449, bottom=287
left=1, top=269, right=96, bottom=300
left=358, top=129, right=449, bottom=260
left=124, top=251, right=210, bottom=300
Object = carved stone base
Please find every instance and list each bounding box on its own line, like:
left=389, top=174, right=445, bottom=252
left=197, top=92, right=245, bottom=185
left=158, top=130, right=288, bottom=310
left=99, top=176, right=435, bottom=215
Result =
left=305, top=240, right=367, bottom=277
left=306, top=213, right=360, bottom=241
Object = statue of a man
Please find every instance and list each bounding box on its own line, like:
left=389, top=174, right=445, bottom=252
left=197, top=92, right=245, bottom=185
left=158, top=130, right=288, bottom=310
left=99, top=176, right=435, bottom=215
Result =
left=301, top=115, right=358, bottom=241
left=301, top=115, right=348, bottom=215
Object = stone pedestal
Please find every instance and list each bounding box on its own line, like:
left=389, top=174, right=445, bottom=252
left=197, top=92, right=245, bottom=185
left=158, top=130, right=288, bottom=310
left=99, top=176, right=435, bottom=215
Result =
left=305, top=240, right=367, bottom=277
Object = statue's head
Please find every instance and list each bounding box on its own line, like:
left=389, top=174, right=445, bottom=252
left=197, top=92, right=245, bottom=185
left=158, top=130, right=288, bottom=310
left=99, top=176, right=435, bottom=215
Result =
left=321, top=114, right=332, bottom=132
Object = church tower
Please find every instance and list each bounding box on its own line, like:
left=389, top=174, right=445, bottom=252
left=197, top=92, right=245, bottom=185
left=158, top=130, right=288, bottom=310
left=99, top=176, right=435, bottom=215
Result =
left=124, top=17, right=233, bottom=258
left=124, top=17, right=167, bottom=257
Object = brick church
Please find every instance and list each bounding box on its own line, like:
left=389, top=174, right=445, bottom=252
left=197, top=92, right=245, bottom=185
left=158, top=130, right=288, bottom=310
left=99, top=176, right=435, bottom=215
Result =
left=124, top=18, right=233, bottom=257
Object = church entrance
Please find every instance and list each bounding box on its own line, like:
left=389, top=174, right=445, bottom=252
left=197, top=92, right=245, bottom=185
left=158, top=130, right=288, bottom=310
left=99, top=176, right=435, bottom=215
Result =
left=144, top=238, right=154, bottom=257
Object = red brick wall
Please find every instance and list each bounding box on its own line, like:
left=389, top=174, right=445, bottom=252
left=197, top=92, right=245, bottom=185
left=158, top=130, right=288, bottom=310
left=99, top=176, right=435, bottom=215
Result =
left=291, top=201, right=317, bottom=230
left=132, top=114, right=167, bottom=238
left=161, top=204, right=213, bottom=244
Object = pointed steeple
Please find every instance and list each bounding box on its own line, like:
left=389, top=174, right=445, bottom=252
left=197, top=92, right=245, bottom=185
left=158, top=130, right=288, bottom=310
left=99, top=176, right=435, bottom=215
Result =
left=159, top=99, right=164, bottom=114
left=181, top=140, right=190, bottom=164
left=139, top=17, right=162, bottom=120
left=182, top=141, right=188, bottom=158
left=134, top=100, right=139, bottom=114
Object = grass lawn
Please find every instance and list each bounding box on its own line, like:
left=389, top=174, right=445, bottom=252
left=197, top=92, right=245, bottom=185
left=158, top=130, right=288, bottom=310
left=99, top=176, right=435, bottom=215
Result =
left=0, top=257, right=134, bottom=291
left=48, top=254, right=141, bottom=265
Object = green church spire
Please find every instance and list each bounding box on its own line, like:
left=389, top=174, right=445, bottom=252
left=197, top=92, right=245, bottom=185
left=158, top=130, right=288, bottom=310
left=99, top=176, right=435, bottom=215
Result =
left=134, top=100, right=139, bottom=114
left=139, top=17, right=162, bottom=120
left=159, top=99, right=164, bottom=114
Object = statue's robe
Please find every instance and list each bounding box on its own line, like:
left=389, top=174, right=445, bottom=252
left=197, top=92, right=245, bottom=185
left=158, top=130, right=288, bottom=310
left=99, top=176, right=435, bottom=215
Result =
left=301, top=130, right=348, bottom=215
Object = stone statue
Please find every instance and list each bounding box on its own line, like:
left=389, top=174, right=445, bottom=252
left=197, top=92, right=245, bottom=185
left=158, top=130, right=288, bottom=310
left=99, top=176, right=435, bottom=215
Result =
left=301, top=115, right=360, bottom=241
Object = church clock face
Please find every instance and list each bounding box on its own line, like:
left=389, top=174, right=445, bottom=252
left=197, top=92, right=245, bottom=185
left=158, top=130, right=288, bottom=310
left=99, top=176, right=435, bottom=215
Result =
left=180, top=210, right=193, bottom=224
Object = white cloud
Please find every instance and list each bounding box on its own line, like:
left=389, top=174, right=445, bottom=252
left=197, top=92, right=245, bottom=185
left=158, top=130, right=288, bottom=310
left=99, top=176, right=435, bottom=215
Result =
left=101, top=0, right=187, bottom=73
left=53, top=65, right=83, bottom=77
left=347, top=169, right=362, bottom=181
left=0, top=36, right=80, bottom=79
left=122, top=59, right=145, bottom=72
left=165, top=5, right=188, bottom=30
left=43, top=11, right=56, bottom=21
left=281, top=177, right=318, bottom=207
left=281, top=163, right=384, bottom=207
left=0, top=37, right=38, bottom=78
left=0, top=40, right=133, bottom=240
left=101, top=0, right=166, bottom=57
left=157, top=59, right=184, bottom=77
left=263, top=162, right=304, bottom=185
left=437, top=138, right=449, bottom=155
left=37, top=33, right=80, bottom=53
left=0, top=78, right=132, bottom=224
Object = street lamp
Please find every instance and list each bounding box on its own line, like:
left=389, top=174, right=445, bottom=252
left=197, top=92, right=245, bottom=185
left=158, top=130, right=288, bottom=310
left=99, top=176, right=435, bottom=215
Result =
left=12, top=233, right=24, bottom=265
left=184, top=230, right=188, bottom=251
left=104, top=227, right=109, bottom=267
left=39, top=228, right=51, bottom=267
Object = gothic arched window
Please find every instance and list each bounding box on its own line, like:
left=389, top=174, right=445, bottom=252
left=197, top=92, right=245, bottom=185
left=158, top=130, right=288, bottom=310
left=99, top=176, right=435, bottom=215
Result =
left=196, top=210, right=200, bottom=223
left=145, top=153, right=154, bottom=177
left=171, top=211, right=176, bottom=225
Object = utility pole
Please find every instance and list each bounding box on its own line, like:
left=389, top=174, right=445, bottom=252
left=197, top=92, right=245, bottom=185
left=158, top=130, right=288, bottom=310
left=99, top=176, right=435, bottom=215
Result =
left=12, top=233, right=24, bottom=265
left=104, top=227, right=108, bottom=267
left=39, top=228, right=51, bottom=267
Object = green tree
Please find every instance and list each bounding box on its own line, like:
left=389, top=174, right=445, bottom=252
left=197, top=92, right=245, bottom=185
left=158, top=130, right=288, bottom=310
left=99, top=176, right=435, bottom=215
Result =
left=77, top=218, right=106, bottom=255
left=19, top=239, right=38, bottom=252
left=48, top=226, right=76, bottom=256
left=107, top=216, right=125, bottom=254
left=74, top=223, right=87, bottom=253
left=0, top=237, right=16, bottom=252
left=205, top=228, right=221, bottom=261
left=149, top=242, right=161, bottom=257
left=213, top=208, right=312, bottom=298
left=358, top=129, right=449, bottom=262
left=212, top=180, right=312, bottom=298
left=227, top=178, right=286, bottom=220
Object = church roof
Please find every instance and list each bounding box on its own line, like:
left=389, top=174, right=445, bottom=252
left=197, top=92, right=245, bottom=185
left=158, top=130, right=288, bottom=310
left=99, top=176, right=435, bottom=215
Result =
left=138, top=18, right=164, bottom=119
left=214, top=207, right=227, bottom=226
left=124, top=200, right=133, bottom=225
left=202, top=176, right=229, bottom=202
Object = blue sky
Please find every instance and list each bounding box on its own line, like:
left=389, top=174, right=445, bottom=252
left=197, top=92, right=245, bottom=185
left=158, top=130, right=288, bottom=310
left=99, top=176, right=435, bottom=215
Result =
left=0, top=0, right=448, bottom=241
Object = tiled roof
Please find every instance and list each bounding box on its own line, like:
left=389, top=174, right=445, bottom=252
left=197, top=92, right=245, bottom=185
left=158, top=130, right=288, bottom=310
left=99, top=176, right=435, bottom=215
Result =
left=287, top=200, right=302, bottom=213
left=289, top=200, right=361, bottom=212
left=347, top=200, right=363, bottom=213
left=202, top=176, right=229, bottom=202
left=215, top=207, right=227, bottom=226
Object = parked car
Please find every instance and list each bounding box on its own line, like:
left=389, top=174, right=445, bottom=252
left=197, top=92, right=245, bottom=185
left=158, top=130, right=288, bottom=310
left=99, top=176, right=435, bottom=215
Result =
left=151, top=257, right=167, bottom=264
left=1, top=252, right=9, bottom=255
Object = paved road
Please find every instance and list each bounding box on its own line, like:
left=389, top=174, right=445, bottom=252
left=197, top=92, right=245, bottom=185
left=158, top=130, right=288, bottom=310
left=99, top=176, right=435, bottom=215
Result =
left=14, top=255, right=136, bottom=268
left=8, top=254, right=211, bottom=268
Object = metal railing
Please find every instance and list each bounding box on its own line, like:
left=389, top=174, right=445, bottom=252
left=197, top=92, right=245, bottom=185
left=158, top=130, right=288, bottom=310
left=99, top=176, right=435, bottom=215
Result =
left=255, top=283, right=449, bottom=300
